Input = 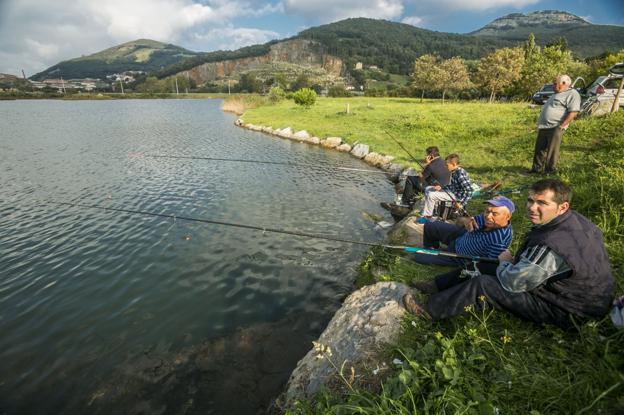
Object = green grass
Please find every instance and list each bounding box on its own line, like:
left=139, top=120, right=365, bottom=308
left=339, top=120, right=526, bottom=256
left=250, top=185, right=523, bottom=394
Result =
left=241, top=98, right=624, bottom=414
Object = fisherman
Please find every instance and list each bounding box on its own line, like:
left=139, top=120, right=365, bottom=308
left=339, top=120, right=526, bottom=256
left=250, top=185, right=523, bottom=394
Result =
left=410, top=196, right=514, bottom=267
left=420, top=153, right=473, bottom=219
left=403, top=179, right=615, bottom=328
left=381, top=146, right=450, bottom=219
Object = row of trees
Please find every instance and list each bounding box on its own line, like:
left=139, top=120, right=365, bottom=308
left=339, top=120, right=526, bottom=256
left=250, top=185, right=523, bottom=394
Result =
left=411, top=35, right=624, bottom=102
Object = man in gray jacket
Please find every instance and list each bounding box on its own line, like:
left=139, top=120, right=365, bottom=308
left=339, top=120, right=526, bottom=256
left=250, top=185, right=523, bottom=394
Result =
left=530, top=75, right=581, bottom=174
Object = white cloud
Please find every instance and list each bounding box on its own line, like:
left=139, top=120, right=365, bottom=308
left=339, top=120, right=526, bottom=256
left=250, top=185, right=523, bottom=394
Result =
left=0, top=0, right=285, bottom=76
left=189, top=26, right=280, bottom=51
left=401, top=15, right=424, bottom=26
left=282, top=0, right=404, bottom=22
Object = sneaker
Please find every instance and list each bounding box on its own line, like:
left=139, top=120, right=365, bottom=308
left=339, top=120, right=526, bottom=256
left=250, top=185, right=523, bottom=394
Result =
left=402, top=294, right=432, bottom=320
left=410, top=279, right=438, bottom=294
left=380, top=201, right=392, bottom=211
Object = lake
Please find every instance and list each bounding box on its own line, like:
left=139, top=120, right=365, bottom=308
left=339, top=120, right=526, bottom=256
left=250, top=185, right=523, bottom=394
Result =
left=0, top=99, right=395, bottom=414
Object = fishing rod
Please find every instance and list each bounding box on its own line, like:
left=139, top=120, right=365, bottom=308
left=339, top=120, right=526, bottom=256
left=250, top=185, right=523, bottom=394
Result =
left=139, top=154, right=391, bottom=175
left=384, top=130, right=470, bottom=217
left=43, top=199, right=498, bottom=264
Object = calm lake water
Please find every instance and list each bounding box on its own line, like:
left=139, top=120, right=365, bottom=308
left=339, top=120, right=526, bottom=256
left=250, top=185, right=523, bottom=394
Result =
left=0, top=99, right=394, bottom=414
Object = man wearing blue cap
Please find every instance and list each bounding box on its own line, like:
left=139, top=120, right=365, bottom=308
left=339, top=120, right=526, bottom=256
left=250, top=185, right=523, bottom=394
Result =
left=404, top=179, right=615, bottom=328
left=410, top=196, right=514, bottom=267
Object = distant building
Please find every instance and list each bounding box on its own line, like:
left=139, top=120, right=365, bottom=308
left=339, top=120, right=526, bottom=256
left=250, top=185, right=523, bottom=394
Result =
left=368, top=65, right=379, bottom=70
left=354, top=62, right=363, bottom=70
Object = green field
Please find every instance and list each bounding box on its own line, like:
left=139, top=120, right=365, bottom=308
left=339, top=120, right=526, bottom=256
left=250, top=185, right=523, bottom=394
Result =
left=241, top=97, right=624, bottom=413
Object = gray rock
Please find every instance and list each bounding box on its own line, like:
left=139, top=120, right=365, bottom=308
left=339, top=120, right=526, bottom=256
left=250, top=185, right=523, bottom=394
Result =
left=401, top=167, right=418, bottom=178
left=293, top=130, right=311, bottom=140
left=364, top=152, right=394, bottom=168
left=336, top=143, right=352, bottom=152
left=385, top=164, right=404, bottom=183
left=307, top=136, right=321, bottom=145
left=323, top=137, right=342, bottom=148
left=277, top=127, right=294, bottom=138
left=282, top=282, right=410, bottom=405
left=350, top=143, right=370, bottom=159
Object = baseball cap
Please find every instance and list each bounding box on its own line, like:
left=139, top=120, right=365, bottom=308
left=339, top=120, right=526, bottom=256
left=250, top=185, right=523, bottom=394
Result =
left=485, top=196, right=515, bottom=213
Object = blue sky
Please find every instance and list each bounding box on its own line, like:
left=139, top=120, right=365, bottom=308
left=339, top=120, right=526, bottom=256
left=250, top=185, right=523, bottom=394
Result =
left=0, top=0, right=622, bottom=76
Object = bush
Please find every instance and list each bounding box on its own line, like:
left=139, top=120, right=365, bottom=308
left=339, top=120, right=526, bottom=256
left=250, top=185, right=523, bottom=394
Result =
left=267, top=86, right=286, bottom=103
left=328, top=85, right=351, bottom=97
left=292, top=88, right=317, bottom=108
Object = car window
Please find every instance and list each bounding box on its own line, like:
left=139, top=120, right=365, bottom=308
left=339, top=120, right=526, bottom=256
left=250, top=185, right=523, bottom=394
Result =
left=542, top=84, right=554, bottom=92
left=589, top=76, right=607, bottom=89
left=604, top=78, right=622, bottom=89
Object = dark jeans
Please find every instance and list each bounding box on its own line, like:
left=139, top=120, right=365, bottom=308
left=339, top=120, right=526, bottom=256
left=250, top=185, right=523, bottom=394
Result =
left=410, top=221, right=467, bottom=266
left=401, top=176, right=425, bottom=206
left=426, top=269, right=571, bottom=327
left=532, top=126, right=564, bottom=173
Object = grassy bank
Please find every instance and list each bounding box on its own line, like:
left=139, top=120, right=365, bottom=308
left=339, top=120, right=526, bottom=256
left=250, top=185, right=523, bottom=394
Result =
left=239, top=97, right=624, bottom=413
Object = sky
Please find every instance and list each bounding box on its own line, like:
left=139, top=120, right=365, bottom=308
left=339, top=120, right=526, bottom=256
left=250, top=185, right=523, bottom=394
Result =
left=0, top=0, right=622, bottom=77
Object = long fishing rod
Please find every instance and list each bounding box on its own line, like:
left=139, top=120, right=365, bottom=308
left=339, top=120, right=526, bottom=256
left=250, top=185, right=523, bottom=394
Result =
left=43, top=199, right=498, bottom=264
left=139, top=154, right=390, bottom=175
left=384, top=130, right=470, bottom=217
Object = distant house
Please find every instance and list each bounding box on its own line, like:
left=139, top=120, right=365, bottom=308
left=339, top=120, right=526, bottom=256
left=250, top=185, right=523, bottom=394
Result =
left=354, top=62, right=363, bottom=70
left=368, top=65, right=379, bottom=70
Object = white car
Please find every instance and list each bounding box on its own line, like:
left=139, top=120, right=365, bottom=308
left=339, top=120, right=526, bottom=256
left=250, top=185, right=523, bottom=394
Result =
left=585, top=74, right=624, bottom=107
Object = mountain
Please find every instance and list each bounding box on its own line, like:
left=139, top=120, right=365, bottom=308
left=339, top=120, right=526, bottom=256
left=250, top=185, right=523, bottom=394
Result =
left=163, top=18, right=516, bottom=80
left=471, top=10, right=624, bottom=57
left=31, top=11, right=624, bottom=81
left=296, top=18, right=515, bottom=74
left=30, top=39, right=200, bottom=80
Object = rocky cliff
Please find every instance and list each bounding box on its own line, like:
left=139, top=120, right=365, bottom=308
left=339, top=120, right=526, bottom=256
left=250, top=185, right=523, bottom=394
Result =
left=181, top=39, right=343, bottom=84
left=472, top=10, right=590, bottom=36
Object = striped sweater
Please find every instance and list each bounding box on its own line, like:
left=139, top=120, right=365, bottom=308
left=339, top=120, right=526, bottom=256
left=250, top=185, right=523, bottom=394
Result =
left=454, top=214, right=512, bottom=259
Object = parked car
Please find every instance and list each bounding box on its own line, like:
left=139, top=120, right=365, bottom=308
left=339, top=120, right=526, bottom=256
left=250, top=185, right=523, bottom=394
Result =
left=532, top=83, right=555, bottom=104
left=585, top=74, right=624, bottom=107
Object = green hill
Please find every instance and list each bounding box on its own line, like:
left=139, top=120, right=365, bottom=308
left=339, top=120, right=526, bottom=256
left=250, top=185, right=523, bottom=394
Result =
left=30, top=39, right=200, bottom=80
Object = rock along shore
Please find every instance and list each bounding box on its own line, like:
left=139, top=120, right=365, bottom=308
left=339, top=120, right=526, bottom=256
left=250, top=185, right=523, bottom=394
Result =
left=235, top=118, right=416, bottom=411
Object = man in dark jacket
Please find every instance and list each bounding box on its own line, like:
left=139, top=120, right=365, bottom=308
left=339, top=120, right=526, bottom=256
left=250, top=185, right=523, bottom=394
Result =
left=403, top=179, right=615, bottom=328
left=381, top=146, right=450, bottom=219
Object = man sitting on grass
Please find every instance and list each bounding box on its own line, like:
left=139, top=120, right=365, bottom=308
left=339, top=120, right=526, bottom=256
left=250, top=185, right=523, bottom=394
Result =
left=403, top=179, right=615, bottom=328
left=410, top=196, right=514, bottom=267
left=420, top=153, right=473, bottom=219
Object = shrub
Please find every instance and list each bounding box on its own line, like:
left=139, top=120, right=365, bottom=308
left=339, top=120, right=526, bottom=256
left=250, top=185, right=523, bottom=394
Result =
left=292, top=88, right=317, bottom=108
left=267, top=86, right=286, bottom=103
left=328, top=85, right=351, bottom=97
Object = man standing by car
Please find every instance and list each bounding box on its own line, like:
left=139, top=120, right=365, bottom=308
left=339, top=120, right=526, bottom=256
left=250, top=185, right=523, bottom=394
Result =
left=530, top=75, right=581, bottom=174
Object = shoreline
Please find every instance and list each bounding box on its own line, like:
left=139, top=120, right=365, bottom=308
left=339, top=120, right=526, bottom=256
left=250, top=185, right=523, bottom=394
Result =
left=234, top=115, right=413, bottom=410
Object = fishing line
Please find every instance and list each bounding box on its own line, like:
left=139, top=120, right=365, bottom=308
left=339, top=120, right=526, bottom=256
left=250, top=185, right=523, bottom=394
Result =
left=43, top=199, right=498, bottom=263
left=140, top=154, right=392, bottom=175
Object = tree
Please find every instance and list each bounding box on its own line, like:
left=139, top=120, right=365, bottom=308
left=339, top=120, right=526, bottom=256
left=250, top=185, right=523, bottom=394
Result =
left=516, top=44, right=573, bottom=98
left=290, top=74, right=310, bottom=92
left=136, top=76, right=167, bottom=93
left=268, top=86, right=286, bottom=103
left=438, top=57, right=473, bottom=103
left=475, top=47, right=524, bottom=102
left=411, top=54, right=442, bottom=101
left=239, top=73, right=261, bottom=93
left=292, top=88, right=317, bottom=108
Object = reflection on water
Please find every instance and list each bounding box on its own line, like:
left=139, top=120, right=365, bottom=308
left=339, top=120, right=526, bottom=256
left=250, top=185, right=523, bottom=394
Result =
left=0, top=99, right=394, bottom=414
